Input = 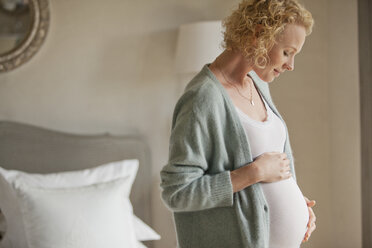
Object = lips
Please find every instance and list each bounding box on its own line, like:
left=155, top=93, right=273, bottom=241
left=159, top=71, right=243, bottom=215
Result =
left=274, top=69, right=280, bottom=76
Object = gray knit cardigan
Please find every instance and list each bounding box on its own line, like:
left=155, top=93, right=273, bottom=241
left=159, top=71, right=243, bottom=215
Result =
left=160, top=64, right=297, bottom=248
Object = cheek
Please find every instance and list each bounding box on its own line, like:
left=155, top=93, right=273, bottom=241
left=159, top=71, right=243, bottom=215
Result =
left=267, top=48, right=282, bottom=66
left=269, top=54, right=282, bottom=66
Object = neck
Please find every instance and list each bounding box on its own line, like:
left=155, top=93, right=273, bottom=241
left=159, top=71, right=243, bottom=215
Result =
left=211, top=49, right=254, bottom=88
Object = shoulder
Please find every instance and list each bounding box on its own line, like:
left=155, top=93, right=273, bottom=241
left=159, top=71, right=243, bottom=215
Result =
left=174, top=67, right=225, bottom=118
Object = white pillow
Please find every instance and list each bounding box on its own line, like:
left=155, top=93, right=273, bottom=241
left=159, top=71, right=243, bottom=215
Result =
left=0, top=208, right=160, bottom=245
left=136, top=240, right=149, bottom=248
left=133, top=215, right=160, bottom=241
left=0, top=211, right=159, bottom=248
left=0, top=159, right=140, bottom=248
left=15, top=177, right=137, bottom=248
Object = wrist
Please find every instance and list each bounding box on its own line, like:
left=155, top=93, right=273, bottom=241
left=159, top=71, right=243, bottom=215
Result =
left=230, top=161, right=262, bottom=193
left=249, top=161, right=263, bottom=183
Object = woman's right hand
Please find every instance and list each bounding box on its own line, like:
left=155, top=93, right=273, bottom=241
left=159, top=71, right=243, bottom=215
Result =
left=254, top=152, right=292, bottom=183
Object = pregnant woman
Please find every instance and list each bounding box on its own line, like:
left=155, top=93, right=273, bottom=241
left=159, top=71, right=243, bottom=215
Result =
left=160, top=0, right=316, bottom=247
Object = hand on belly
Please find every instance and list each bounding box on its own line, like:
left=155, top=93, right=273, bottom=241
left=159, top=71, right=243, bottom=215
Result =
left=260, top=177, right=309, bottom=247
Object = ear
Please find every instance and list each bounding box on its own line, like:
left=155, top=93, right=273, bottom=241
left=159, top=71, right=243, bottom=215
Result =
left=254, top=24, right=264, bottom=38
left=252, top=24, right=264, bottom=46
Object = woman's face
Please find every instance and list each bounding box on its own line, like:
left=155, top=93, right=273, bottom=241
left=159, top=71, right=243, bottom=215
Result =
left=253, top=24, right=307, bottom=83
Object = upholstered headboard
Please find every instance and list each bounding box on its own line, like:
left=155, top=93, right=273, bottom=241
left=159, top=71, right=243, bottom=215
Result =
left=0, top=121, right=153, bottom=246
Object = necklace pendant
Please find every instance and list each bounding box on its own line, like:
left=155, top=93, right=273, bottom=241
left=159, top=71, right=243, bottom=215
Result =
left=251, top=100, right=255, bottom=106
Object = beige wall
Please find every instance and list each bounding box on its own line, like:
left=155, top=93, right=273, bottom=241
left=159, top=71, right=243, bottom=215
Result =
left=0, top=0, right=361, bottom=247
left=327, top=0, right=361, bottom=247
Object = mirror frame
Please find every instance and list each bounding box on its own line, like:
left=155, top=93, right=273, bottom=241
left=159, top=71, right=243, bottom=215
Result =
left=0, top=0, right=50, bottom=73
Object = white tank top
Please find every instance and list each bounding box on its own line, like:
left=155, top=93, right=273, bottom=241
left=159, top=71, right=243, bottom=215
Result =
left=235, top=92, right=309, bottom=248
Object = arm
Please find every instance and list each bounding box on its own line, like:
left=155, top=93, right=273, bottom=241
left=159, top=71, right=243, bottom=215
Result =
left=230, top=162, right=262, bottom=193
left=161, top=159, right=262, bottom=212
left=160, top=106, right=234, bottom=212
left=160, top=87, right=266, bottom=212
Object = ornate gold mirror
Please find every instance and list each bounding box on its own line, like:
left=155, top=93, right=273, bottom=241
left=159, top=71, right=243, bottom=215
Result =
left=0, top=0, right=49, bottom=72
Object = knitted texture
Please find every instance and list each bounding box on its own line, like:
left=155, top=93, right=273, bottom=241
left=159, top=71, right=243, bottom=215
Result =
left=160, top=64, right=296, bottom=248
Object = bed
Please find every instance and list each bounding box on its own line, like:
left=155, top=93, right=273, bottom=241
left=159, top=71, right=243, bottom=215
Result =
left=0, top=120, right=154, bottom=248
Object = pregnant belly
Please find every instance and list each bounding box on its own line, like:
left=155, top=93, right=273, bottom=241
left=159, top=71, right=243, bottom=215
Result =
left=259, top=177, right=309, bottom=248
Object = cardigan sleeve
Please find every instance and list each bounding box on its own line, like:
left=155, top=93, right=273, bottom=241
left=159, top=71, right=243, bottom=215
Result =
left=160, top=91, right=234, bottom=212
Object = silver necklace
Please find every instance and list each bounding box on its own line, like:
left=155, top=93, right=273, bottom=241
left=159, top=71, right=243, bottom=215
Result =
left=216, top=61, right=255, bottom=106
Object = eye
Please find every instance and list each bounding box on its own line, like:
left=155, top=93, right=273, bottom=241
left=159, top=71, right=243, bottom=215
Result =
left=283, top=51, right=289, bottom=56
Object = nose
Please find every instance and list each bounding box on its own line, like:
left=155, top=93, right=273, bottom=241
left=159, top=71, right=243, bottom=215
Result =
left=285, top=57, right=294, bottom=71
left=286, top=63, right=294, bottom=71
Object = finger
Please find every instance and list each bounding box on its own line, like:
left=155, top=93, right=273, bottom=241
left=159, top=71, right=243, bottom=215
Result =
left=307, top=200, right=316, bottom=207
left=303, top=232, right=310, bottom=243
left=280, top=153, right=287, bottom=159
left=306, top=223, right=316, bottom=237
left=304, top=222, right=316, bottom=240
left=303, top=234, right=310, bottom=243
left=310, top=207, right=316, bottom=222
left=303, top=232, right=311, bottom=242
left=303, top=235, right=309, bottom=243
left=309, top=207, right=316, bottom=221
left=304, top=215, right=316, bottom=240
left=303, top=196, right=316, bottom=206
left=307, top=208, right=316, bottom=227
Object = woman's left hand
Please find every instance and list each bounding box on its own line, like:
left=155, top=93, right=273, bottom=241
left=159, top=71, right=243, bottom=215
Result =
left=302, top=196, right=316, bottom=243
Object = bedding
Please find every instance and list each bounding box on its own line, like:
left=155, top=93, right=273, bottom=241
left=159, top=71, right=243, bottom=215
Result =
left=0, top=212, right=160, bottom=247
left=15, top=177, right=137, bottom=248
left=0, top=215, right=159, bottom=248
left=133, top=215, right=161, bottom=241
left=0, top=159, right=159, bottom=248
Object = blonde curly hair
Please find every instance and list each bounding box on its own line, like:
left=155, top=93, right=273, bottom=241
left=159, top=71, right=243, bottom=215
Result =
left=222, top=0, right=314, bottom=68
